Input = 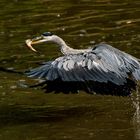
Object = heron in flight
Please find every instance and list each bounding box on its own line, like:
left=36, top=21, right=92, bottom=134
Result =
left=25, top=32, right=140, bottom=95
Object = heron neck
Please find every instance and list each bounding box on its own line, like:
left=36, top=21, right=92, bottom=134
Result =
left=53, top=36, right=73, bottom=55
left=54, top=36, right=91, bottom=55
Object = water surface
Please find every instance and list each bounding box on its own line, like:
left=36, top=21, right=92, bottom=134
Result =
left=0, top=0, right=140, bottom=139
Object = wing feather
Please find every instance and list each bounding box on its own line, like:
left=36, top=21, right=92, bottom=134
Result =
left=26, top=43, right=140, bottom=85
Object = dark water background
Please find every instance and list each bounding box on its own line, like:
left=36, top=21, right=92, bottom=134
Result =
left=0, top=0, right=140, bottom=139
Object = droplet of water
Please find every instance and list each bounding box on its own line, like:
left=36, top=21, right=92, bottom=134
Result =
left=62, top=27, right=65, bottom=31
left=57, top=14, right=60, bottom=17
left=19, top=83, right=28, bottom=88
left=79, top=34, right=84, bottom=37
left=10, top=85, right=17, bottom=89
left=7, top=67, right=14, bottom=70
left=80, top=29, right=87, bottom=34
left=90, top=41, right=96, bottom=44
left=126, top=20, right=132, bottom=24
left=19, top=79, right=26, bottom=82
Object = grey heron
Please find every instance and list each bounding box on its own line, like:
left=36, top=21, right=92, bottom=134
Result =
left=25, top=32, right=140, bottom=95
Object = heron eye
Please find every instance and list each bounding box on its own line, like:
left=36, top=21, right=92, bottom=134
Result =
left=42, top=32, right=53, bottom=36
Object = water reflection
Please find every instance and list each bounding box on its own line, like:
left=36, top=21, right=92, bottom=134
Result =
left=0, top=0, right=140, bottom=139
left=132, top=86, right=140, bottom=139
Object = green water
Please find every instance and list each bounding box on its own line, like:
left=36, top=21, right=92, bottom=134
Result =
left=0, top=0, right=140, bottom=139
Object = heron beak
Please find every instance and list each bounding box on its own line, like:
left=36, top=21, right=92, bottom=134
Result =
left=25, top=36, right=45, bottom=52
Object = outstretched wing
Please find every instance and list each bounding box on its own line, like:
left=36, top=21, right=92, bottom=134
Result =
left=26, top=43, right=140, bottom=85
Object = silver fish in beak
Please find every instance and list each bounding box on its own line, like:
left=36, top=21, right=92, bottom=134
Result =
left=25, top=39, right=38, bottom=52
left=25, top=36, right=45, bottom=52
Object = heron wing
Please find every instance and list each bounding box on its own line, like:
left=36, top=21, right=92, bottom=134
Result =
left=92, top=43, right=140, bottom=83
left=26, top=43, right=140, bottom=85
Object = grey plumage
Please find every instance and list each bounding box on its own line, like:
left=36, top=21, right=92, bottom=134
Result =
left=26, top=43, right=140, bottom=86
left=25, top=32, right=140, bottom=95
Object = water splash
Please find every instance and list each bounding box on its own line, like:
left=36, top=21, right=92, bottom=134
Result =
left=131, top=86, right=140, bottom=139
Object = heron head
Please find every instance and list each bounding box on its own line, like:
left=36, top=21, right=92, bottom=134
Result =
left=25, top=32, right=55, bottom=52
